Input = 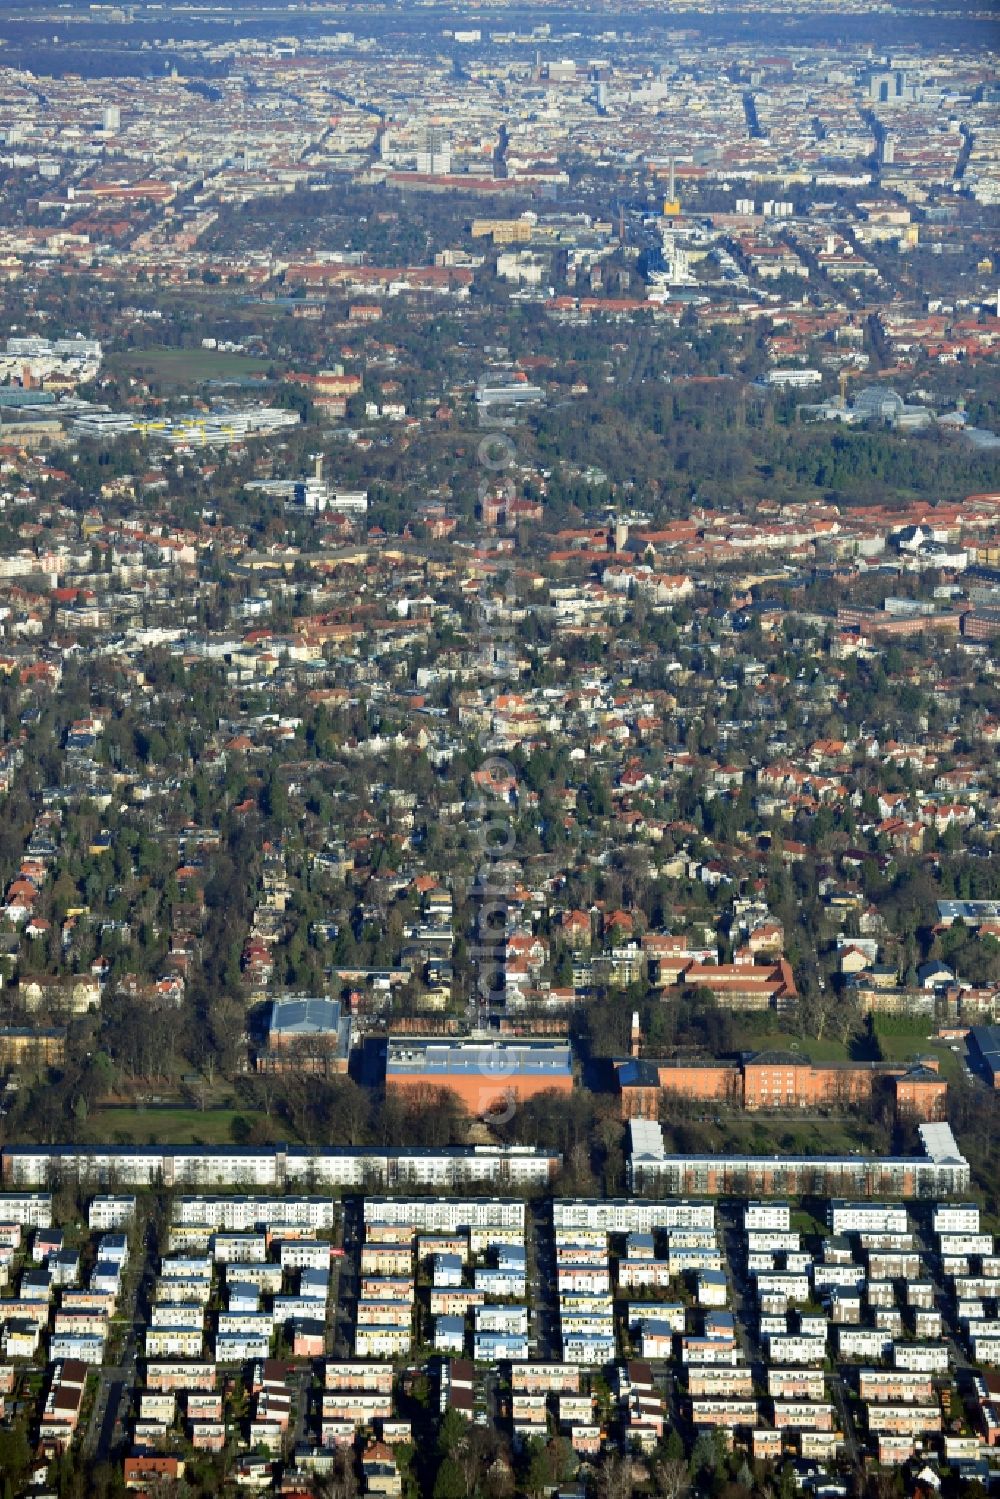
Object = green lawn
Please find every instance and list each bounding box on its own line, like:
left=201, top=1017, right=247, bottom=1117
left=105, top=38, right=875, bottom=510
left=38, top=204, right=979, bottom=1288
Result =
left=790, top=1207, right=829, bottom=1239
left=82, top=1106, right=279, bottom=1146
left=661, top=1114, right=881, bottom=1158
left=728, top=1019, right=852, bottom=1064
left=109, top=346, right=271, bottom=386
left=714, top=1117, right=871, bottom=1155
left=873, top=1032, right=937, bottom=1065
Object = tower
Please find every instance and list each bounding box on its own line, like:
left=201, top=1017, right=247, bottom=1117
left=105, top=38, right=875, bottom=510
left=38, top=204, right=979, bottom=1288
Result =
left=417, top=127, right=451, bottom=176
left=102, top=104, right=120, bottom=133
left=630, top=1011, right=642, bottom=1059
left=663, top=155, right=680, bottom=217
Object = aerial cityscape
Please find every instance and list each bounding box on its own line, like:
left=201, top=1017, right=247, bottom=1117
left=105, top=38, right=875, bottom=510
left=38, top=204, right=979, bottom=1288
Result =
left=0, top=0, right=998, bottom=1495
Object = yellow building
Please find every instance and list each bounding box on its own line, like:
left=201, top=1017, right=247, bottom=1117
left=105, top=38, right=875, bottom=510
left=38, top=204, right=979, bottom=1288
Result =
left=470, top=217, right=532, bottom=245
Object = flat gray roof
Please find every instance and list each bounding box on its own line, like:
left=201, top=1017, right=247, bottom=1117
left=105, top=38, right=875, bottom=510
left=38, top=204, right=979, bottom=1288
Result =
left=386, top=1039, right=572, bottom=1078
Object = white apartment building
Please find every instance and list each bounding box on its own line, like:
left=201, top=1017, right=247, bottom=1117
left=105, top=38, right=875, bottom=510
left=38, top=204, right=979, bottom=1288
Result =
left=561, top=1331, right=616, bottom=1365
left=829, top=1202, right=909, bottom=1235
left=0, top=1193, right=53, bottom=1227
left=755, top=1273, right=810, bottom=1304
left=211, top=1233, right=266, bottom=1265
left=476, top=1304, right=528, bottom=1335
left=893, top=1341, right=950, bottom=1372
left=933, top=1203, right=980, bottom=1235
left=49, top=1334, right=104, bottom=1365
left=216, top=1332, right=271, bottom=1362
left=767, top=1334, right=827, bottom=1366
left=838, top=1327, right=892, bottom=1360
left=174, top=1196, right=336, bottom=1232
left=745, top=1202, right=791, bottom=1232
left=364, top=1198, right=525, bottom=1233
left=88, top=1196, right=137, bottom=1231
left=553, top=1197, right=714, bottom=1234
left=473, top=1331, right=529, bottom=1361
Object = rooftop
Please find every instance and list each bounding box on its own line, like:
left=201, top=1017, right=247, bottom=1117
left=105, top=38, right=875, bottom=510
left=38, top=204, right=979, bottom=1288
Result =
left=267, top=995, right=349, bottom=1050
left=385, top=1038, right=572, bottom=1078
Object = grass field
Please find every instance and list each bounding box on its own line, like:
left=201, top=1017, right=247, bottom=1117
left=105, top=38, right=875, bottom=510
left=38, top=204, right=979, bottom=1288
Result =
left=874, top=1031, right=934, bottom=1062
left=82, top=1106, right=278, bottom=1146
left=109, top=346, right=271, bottom=385
left=661, top=1113, right=881, bottom=1158
left=790, top=1207, right=829, bottom=1239
left=728, top=1019, right=853, bottom=1064
left=713, top=1116, right=875, bottom=1155
left=870, top=1029, right=963, bottom=1082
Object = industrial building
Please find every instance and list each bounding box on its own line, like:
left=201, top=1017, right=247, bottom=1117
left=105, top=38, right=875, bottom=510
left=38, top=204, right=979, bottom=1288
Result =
left=969, top=1025, right=1000, bottom=1089
left=256, top=995, right=352, bottom=1075
left=384, top=1036, right=573, bottom=1114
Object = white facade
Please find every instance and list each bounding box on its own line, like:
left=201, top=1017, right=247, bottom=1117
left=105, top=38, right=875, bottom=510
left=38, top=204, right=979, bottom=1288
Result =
left=0, top=1193, right=52, bottom=1227
left=88, top=1196, right=137, bottom=1231
left=49, top=1334, right=104, bottom=1365
left=893, top=1341, right=950, bottom=1372
left=745, top=1202, right=791, bottom=1232
left=553, top=1198, right=714, bottom=1234
left=933, top=1203, right=980, bottom=1235
left=365, top=1198, right=525, bottom=1232
left=829, top=1202, right=909, bottom=1235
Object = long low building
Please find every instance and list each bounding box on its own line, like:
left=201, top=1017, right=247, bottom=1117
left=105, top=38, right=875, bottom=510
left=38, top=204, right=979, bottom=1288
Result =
left=0, top=1143, right=559, bottom=1191
left=384, top=1036, right=573, bottom=1114
left=616, top=1049, right=947, bottom=1121
left=627, top=1120, right=970, bottom=1197
left=363, top=1198, right=525, bottom=1232
left=969, top=1025, right=1000, bottom=1089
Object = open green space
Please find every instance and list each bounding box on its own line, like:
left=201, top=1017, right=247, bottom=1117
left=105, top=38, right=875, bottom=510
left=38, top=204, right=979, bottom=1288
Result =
left=869, top=1024, right=963, bottom=1077
left=81, top=1105, right=279, bottom=1146
left=727, top=1017, right=853, bottom=1063
left=108, top=345, right=271, bottom=385
left=790, top=1207, right=829, bottom=1239
left=661, top=1113, right=881, bottom=1158
left=874, top=1030, right=935, bottom=1062
left=715, top=1116, right=873, bottom=1155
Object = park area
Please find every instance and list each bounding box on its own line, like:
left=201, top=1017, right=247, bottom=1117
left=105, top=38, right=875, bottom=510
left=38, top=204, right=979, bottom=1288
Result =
left=108, top=345, right=271, bottom=387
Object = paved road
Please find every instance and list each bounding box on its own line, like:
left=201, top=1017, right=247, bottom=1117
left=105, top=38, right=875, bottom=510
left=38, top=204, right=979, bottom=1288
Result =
left=529, top=1203, right=558, bottom=1362
left=84, top=1211, right=159, bottom=1461
left=912, top=1214, right=975, bottom=1384
left=718, top=1202, right=866, bottom=1463
left=333, top=1197, right=362, bottom=1359
left=829, top=1365, right=861, bottom=1465
left=291, top=1366, right=312, bottom=1450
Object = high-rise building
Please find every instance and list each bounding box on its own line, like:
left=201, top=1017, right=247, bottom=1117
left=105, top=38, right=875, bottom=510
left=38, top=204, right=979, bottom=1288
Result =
left=102, top=104, right=120, bottom=133
left=416, top=127, right=451, bottom=176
